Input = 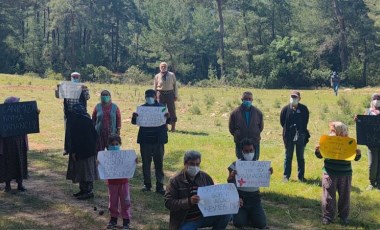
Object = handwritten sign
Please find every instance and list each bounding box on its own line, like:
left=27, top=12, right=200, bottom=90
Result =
left=136, top=106, right=166, bottom=127
left=58, top=81, right=83, bottom=99
left=197, top=183, right=239, bottom=217
left=235, top=161, right=271, bottom=187
left=356, top=115, right=380, bottom=147
left=319, top=135, right=357, bottom=161
left=97, top=150, right=137, bottom=179
left=0, top=101, right=39, bottom=137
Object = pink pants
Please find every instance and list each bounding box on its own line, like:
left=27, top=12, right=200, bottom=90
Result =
left=108, top=183, right=131, bottom=219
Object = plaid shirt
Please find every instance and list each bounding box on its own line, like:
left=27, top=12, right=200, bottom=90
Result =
left=64, top=88, right=90, bottom=115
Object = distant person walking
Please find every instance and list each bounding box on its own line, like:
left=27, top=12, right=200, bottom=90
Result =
left=55, top=72, right=90, bottom=155
left=280, top=90, right=309, bottom=182
left=154, top=62, right=178, bottom=132
left=229, top=91, right=264, bottom=160
left=330, top=71, right=340, bottom=96
left=92, top=90, right=121, bottom=152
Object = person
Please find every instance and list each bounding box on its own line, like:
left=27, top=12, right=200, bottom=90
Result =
left=154, top=62, right=178, bottom=132
left=359, top=93, right=380, bottom=190
left=330, top=71, right=340, bottom=96
left=229, top=91, right=264, bottom=160
left=314, top=121, right=361, bottom=225
left=103, top=134, right=131, bottom=230
left=131, top=89, right=170, bottom=194
left=227, top=138, right=272, bottom=229
left=0, top=97, right=39, bottom=192
left=164, top=150, right=231, bottom=230
left=92, top=90, right=121, bottom=152
left=280, top=90, right=309, bottom=182
left=66, top=103, right=98, bottom=200
left=55, top=72, right=90, bottom=155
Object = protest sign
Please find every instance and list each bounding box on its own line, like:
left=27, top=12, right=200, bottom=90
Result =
left=97, top=150, right=137, bottom=179
left=356, top=115, right=380, bottom=147
left=319, top=135, right=357, bottom=161
left=0, top=101, right=39, bottom=137
left=197, top=183, right=239, bottom=217
left=136, top=106, right=167, bottom=127
left=58, top=81, right=83, bottom=99
left=235, top=161, right=271, bottom=187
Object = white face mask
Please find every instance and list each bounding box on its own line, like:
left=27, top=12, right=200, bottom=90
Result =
left=372, top=100, right=380, bottom=108
left=187, top=166, right=200, bottom=177
left=290, top=97, right=299, bottom=106
left=243, top=152, right=255, bottom=161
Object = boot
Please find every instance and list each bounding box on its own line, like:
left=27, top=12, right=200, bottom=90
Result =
left=17, top=179, right=26, bottom=192
left=4, top=181, right=11, bottom=192
left=156, top=183, right=165, bottom=195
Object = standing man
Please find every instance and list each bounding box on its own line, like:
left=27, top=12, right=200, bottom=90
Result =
left=164, top=150, right=231, bottom=230
left=55, top=72, right=90, bottom=155
left=280, top=90, right=309, bottom=182
left=154, top=62, right=178, bottom=132
left=229, top=92, right=264, bottom=160
left=131, top=89, right=170, bottom=195
left=330, top=71, right=340, bottom=96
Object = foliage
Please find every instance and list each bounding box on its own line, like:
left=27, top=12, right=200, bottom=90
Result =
left=123, top=65, right=151, bottom=85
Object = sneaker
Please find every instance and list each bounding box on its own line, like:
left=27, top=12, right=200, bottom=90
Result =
left=73, top=190, right=85, bottom=197
left=141, top=185, right=151, bottom=192
left=107, top=217, right=117, bottom=229
left=77, top=192, right=94, bottom=200
left=366, top=184, right=375, bottom=191
left=17, top=186, right=27, bottom=192
left=322, top=218, right=330, bottom=225
left=122, top=219, right=130, bottom=229
left=283, top=176, right=289, bottom=182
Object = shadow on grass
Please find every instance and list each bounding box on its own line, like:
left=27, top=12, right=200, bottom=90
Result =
left=173, top=130, right=209, bottom=136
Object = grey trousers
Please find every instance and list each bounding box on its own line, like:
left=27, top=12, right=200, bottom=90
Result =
left=368, top=147, right=380, bottom=186
left=140, top=143, right=165, bottom=187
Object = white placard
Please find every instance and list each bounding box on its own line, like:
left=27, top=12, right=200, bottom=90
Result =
left=58, top=81, right=83, bottom=99
left=136, top=106, right=167, bottom=127
left=197, top=183, right=239, bottom=217
left=235, top=161, right=271, bottom=187
left=97, top=150, right=137, bottom=179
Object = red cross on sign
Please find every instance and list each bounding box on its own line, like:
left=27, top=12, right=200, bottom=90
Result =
left=238, top=177, right=246, bottom=187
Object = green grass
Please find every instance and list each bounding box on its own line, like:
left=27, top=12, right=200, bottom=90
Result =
left=0, top=74, right=380, bottom=229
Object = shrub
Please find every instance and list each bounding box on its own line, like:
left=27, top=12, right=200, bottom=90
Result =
left=189, top=104, right=202, bottom=115
left=123, top=66, right=151, bottom=84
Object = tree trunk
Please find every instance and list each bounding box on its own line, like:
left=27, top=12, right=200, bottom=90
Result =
left=243, top=11, right=253, bottom=74
left=115, top=18, right=119, bottom=70
left=332, top=0, right=348, bottom=71
left=362, top=38, right=368, bottom=86
left=271, top=0, right=275, bottom=40
left=216, top=0, right=225, bottom=78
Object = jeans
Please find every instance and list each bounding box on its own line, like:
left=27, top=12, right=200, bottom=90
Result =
left=333, top=83, right=339, bottom=96
left=140, top=143, right=165, bottom=188
left=284, top=139, right=305, bottom=180
left=180, top=214, right=232, bottom=230
left=235, top=143, right=260, bottom=160
left=233, top=192, right=267, bottom=229
left=368, top=147, right=380, bottom=186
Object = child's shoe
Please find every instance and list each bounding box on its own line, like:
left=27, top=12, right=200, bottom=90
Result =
left=107, top=217, right=117, bottom=229
left=123, top=218, right=130, bottom=229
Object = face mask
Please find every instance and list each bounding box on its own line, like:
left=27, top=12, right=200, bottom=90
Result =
left=187, top=166, right=200, bottom=177
left=372, top=100, right=380, bottom=108
left=108, top=145, right=120, bottom=151
left=290, top=98, right=299, bottom=106
left=71, top=78, right=80, bottom=83
left=101, top=96, right=110, bottom=103
left=146, top=97, right=155, bottom=105
left=242, top=100, right=252, bottom=108
left=243, top=152, right=255, bottom=161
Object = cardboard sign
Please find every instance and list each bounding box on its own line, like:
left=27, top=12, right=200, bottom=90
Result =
left=97, top=150, right=137, bottom=179
left=319, top=135, right=357, bottom=161
left=0, top=101, right=39, bottom=137
left=136, top=106, right=167, bottom=127
left=197, top=183, right=239, bottom=217
left=58, top=81, right=83, bottom=99
left=356, top=115, right=380, bottom=147
left=235, top=161, right=271, bottom=187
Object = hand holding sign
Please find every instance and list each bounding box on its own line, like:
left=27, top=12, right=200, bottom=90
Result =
left=235, top=161, right=271, bottom=187
left=319, top=135, right=357, bottom=161
left=97, top=150, right=137, bottom=179
left=58, top=81, right=83, bottom=99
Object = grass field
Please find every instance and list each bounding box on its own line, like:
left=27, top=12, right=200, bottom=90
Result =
left=0, top=73, right=379, bottom=229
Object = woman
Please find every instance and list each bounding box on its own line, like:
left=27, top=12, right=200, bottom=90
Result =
left=67, top=103, right=98, bottom=200
left=92, top=90, right=121, bottom=152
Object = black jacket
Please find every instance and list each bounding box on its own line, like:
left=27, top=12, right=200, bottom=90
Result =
left=132, top=102, right=170, bottom=144
left=280, top=103, right=309, bottom=144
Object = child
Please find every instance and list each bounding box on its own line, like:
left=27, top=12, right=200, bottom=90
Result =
left=105, top=134, right=131, bottom=229
left=315, top=121, right=361, bottom=225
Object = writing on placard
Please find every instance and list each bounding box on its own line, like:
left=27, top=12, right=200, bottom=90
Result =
left=58, top=81, right=83, bottom=99
left=0, top=101, right=39, bottom=137
left=235, top=161, right=271, bottom=187
left=136, top=106, right=166, bottom=127
left=197, top=183, right=239, bottom=217
left=319, top=135, right=357, bottom=161
left=97, top=150, right=137, bottom=179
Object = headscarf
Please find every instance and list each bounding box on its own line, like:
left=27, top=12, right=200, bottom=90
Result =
left=4, top=96, right=20, bottom=103
left=72, top=103, right=88, bottom=116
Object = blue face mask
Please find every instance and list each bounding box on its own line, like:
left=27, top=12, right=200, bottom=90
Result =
left=101, top=96, right=110, bottom=103
left=71, top=78, right=80, bottom=83
left=242, top=100, right=252, bottom=108
left=108, top=145, right=120, bottom=151
left=146, top=97, right=155, bottom=105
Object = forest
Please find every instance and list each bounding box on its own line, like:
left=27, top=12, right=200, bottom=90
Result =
left=0, top=0, right=379, bottom=88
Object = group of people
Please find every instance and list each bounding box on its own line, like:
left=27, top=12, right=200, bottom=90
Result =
left=1, top=63, right=379, bottom=229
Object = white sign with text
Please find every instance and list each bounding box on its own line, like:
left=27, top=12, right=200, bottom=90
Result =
left=136, top=106, right=167, bottom=127
left=58, top=81, right=83, bottom=99
left=197, top=183, right=239, bottom=217
left=97, top=150, right=137, bottom=179
left=235, top=161, right=271, bottom=187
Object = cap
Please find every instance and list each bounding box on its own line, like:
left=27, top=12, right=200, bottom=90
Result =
left=371, top=93, right=380, bottom=100
left=290, top=90, right=300, bottom=98
left=71, top=72, right=80, bottom=77
left=145, top=89, right=156, bottom=97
